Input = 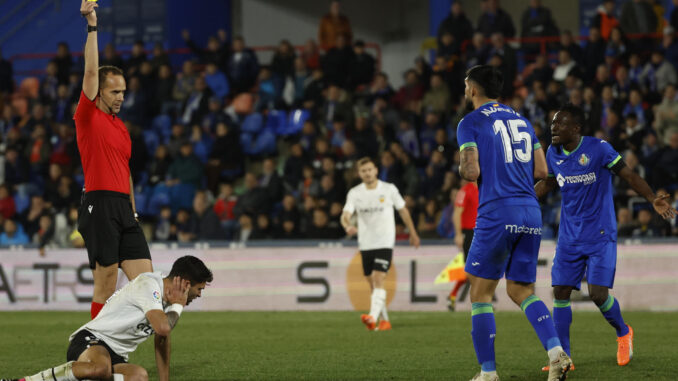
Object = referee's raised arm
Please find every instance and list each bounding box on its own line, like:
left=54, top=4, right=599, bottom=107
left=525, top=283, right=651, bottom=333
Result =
left=81, top=0, right=98, bottom=101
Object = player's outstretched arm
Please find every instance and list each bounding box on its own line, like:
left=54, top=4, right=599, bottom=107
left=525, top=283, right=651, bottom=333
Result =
left=80, top=0, right=98, bottom=100
left=618, top=166, right=677, bottom=219
left=533, top=147, right=548, bottom=180
left=534, top=177, right=557, bottom=199
left=459, top=147, right=479, bottom=182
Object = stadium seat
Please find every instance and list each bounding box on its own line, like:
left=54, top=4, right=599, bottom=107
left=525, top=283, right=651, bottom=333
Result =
left=169, top=183, right=196, bottom=212
left=152, top=115, right=172, bottom=141
left=134, top=192, right=148, bottom=217
left=147, top=186, right=171, bottom=216
left=143, top=130, right=160, bottom=154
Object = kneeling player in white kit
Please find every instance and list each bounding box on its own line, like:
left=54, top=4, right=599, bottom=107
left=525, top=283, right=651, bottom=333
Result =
left=341, top=157, right=420, bottom=331
left=2, top=256, right=212, bottom=381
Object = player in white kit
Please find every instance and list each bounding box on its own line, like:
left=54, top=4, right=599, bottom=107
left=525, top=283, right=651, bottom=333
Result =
left=2, top=256, right=212, bottom=381
left=341, top=157, right=420, bottom=331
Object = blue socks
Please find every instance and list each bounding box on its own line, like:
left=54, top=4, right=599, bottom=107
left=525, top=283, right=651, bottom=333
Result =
left=471, top=302, right=496, bottom=372
left=552, top=299, right=572, bottom=356
left=521, top=295, right=562, bottom=351
left=599, top=295, right=629, bottom=337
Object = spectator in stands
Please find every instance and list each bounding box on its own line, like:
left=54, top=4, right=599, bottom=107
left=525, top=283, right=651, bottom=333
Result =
left=0, top=184, right=15, bottom=219
left=323, top=34, right=354, bottom=88
left=437, top=1, right=473, bottom=50
left=182, top=29, right=229, bottom=69
left=553, top=49, right=577, bottom=83
left=234, top=172, right=271, bottom=217
left=306, top=208, right=343, bottom=239
left=234, top=214, right=254, bottom=242
left=148, top=145, right=171, bottom=187
left=488, top=33, right=517, bottom=94
left=25, top=124, right=50, bottom=178
left=348, top=40, right=376, bottom=90
left=175, top=208, right=193, bottom=242
left=256, top=67, right=280, bottom=111
left=276, top=218, right=302, bottom=239
left=154, top=64, right=176, bottom=115
left=632, top=209, right=662, bottom=237
left=213, top=182, right=238, bottom=238
left=153, top=205, right=173, bottom=242
left=418, top=199, right=440, bottom=239
left=622, top=89, right=647, bottom=126
left=321, top=85, right=353, bottom=129
left=227, top=36, right=260, bottom=94
left=640, top=50, right=677, bottom=96
left=557, top=30, right=584, bottom=66
left=653, top=84, right=678, bottom=145
left=392, top=69, right=424, bottom=112
left=616, top=207, right=637, bottom=237
left=620, top=0, right=657, bottom=36
left=592, top=0, right=619, bottom=41
left=119, top=77, right=148, bottom=126
left=173, top=60, right=197, bottom=104
left=150, top=42, right=171, bottom=74
left=33, top=214, right=55, bottom=252
left=422, top=72, right=452, bottom=116
left=524, top=54, right=553, bottom=88
left=251, top=214, right=275, bottom=240
left=3, top=145, right=29, bottom=186
left=379, top=149, right=403, bottom=190
left=277, top=194, right=300, bottom=227
left=20, top=194, right=49, bottom=239
left=0, top=218, right=29, bottom=245
left=465, top=32, right=489, bottom=69
left=0, top=48, right=14, bottom=94
left=438, top=32, right=461, bottom=61
left=583, top=27, right=607, bottom=82
left=367, top=72, right=393, bottom=106
left=612, top=65, right=631, bottom=102
left=41, top=62, right=60, bottom=104
left=302, top=39, right=321, bottom=70
left=520, top=0, right=559, bottom=55
left=204, top=63, right=230, bottom=100
left=181, top=76, right=211, bottom=125
left=260, top=158, right=284, bottom=205
left=282, top=143, right=306, bottom=192
left=125, top=40, right=147, bottom=77
left=51, top=42, right=72, bottom=85
left=52, top=85, right=73, bottom=123
left=318, top=0, right=353, bottom=51
left=292, top=57, right=310, bottom=107
left=651, top=131, right=678, bottom=188
left=271, top=39, right=296, bottom=80
left=477, top=0, right=515, bottom=38
left=100, top=43, right=124, bottom=69
left=186, top=190, right=223, bottom=241
left=53, top=204, right=83, bottom=248
left=167, top=141, right=203, bottom=189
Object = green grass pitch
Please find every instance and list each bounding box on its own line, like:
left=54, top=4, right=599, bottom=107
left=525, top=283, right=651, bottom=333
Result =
left=0, top=311, right=674, bottom=380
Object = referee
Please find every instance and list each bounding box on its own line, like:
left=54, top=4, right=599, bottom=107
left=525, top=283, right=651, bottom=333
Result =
left=75, top=0, right=152, bottom=319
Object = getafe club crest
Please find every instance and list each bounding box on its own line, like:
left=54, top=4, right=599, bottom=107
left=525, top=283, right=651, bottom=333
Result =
left=578, top=153, right=590, bottom=167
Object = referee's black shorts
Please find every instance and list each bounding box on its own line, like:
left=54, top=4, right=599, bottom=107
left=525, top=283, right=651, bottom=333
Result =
left=360, top=248, right=393, bottom=276
left=78, top=190, right=151, bottom=269
left=462, top=228, right=474, bottom=262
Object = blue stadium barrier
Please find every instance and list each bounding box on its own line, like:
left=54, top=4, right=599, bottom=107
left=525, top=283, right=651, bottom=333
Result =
left=284, top=109, right=310, bottom=136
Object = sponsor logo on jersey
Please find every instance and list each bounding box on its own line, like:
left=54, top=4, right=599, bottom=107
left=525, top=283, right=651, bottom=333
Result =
left=557, top=171, right=597, bottom=187
left=504, top=225, right=543, bottom=235
left=358, top=207, right=385, bottom=214
left=556, top=160, right=564, bottom=165
left=153, top=290, right=160, bottom=300
left=578, top=153, right=590, bottom=166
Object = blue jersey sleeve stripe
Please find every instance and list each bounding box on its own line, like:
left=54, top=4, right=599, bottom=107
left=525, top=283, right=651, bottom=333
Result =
left=459, top=142, right=477, bottom=151
left=606, top=155, right=622, bottom=168
left=533, top=142, right=542, bottom=150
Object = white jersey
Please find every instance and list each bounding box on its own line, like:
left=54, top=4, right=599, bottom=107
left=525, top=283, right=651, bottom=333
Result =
left=343, top=180, right=406, bottom=250
left=69, top=271, right=166, bottom=360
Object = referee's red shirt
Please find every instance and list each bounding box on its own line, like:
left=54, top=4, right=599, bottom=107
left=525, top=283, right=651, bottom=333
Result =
left=454, top=182, right=478, bottom=229
left=74, top=91, right=131, bottom=194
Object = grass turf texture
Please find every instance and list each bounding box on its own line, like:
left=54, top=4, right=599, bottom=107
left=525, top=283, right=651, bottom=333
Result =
left=0, top=311, right=674, bottom=380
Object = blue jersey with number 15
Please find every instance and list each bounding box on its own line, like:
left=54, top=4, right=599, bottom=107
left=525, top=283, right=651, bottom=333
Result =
left=457, top=102, right=542, bottom=213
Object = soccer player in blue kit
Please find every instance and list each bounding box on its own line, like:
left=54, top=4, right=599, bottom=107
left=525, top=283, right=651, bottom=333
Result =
left=535, top=104, right=676, bottom=370
left=458, top=65, right=572, bottom=381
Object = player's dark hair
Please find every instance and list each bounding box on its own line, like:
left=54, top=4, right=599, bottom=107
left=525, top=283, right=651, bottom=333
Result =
left=559, top=103, right=585, bottom=130
left=98, top=65, right=124, bottom=90
left=169, top=256, right=213, bottom=285
left=466, top=65, right=503, bottom=99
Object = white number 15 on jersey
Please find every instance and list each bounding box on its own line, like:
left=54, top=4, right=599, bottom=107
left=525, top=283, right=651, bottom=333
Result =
left=493, top=119, right=532, bottom=163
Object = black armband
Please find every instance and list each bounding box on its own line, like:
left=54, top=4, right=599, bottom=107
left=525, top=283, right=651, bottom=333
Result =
left=609, top=159, right=626, bottom=175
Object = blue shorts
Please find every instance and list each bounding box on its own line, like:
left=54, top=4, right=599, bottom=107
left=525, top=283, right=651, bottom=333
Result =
left=465, top=205, right=542, bottom=283
left=551, top=239, right=617, bottom=290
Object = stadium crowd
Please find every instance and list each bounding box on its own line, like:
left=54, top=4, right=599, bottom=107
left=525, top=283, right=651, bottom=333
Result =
left=0, top=0, right=677, bottom=249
